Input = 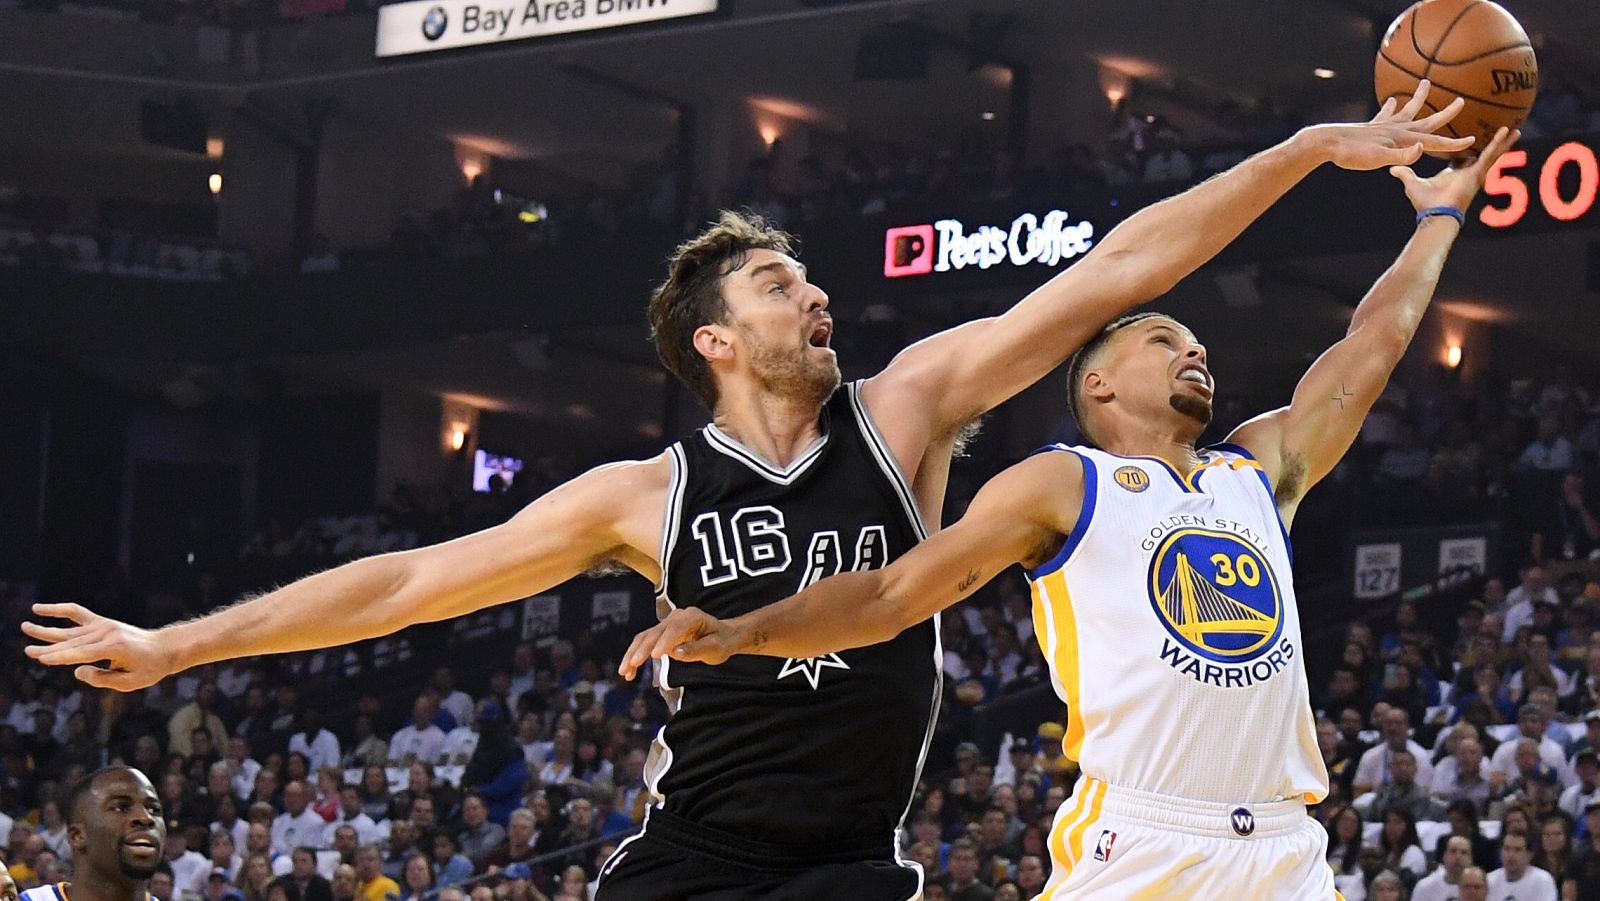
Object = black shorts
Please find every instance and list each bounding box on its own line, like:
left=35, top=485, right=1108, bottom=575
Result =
left=594, top=810, right=922, bottom=901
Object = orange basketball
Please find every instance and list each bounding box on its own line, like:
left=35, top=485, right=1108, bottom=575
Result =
left=1375, top=0, right=1538, bottom=158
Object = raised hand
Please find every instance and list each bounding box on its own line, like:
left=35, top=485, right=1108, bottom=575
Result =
left=618, top=607, right=742, bottom=681
left=22, top=603, right=177, bottom=691
left=1389, top=126, right=1521, bottom=215
left=1307, top=81, right=1477, bottom=171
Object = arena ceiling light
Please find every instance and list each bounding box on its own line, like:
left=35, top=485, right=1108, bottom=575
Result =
left=1313, top=67, right=1336, bottom=79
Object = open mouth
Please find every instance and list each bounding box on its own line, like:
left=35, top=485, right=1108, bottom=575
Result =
left=807, top=321, right=833, bottom=349
left=1175, top=365, right=1211, bottom=391
left=123, top=834, right=161, bottom=853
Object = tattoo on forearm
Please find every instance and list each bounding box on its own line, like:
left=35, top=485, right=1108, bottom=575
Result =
left=751, top=630, right=768, bottom=653
left=958, top=570, right=980, bottom=593
left=1331, top=382, right=1354, bottom=409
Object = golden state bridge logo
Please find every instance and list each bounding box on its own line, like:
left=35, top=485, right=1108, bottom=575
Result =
left=1147, top=528, right=1294, bottom=688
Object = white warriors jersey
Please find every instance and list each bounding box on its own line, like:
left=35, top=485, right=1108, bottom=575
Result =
left=1027, top=443, right=1327, bottom=805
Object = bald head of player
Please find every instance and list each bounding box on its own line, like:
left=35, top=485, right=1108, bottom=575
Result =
left=63, top=766, right=167, bottom=901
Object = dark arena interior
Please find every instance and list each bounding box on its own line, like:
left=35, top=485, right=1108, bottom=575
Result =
left=3, top=1, right=1600, bottom=899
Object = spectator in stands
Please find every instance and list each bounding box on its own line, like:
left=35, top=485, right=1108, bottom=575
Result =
left=1368, top=869, right=1405, bottom=901
left=480, top=808, right=538, bottom=872
left=431, top=669, right=473, bottom=730
left=1531, top=473, right=1600, bottom=564
left=1438, top=799, right=1498, bottom=870
left=158, top=824, right=207, bottom=898
left=353, top=847, right=397, bottom=901
left=1563, top=750, right=1600, bottom=825
left=1489, top=829, right=1559, bottom=900
left=330, top=865, right=359, bottom=901
left=1377, top=807, right=1427, bottom=883
left=243, top=822, right=288, bottom=877
left=346, top=718, right=388, bottom=770
left=329, top=826, right=359, bottom=869
left=1505, top=566, right=1562, bottom=643
left=1433, top=735, right=1491, bottom=814
left=1512, top=635, right=1577, bottom=701
left=390, top=697, right=447, bottom=766
left=1570, top=796, right=1600, bottom=895
left=539, top=728, right=577, bottom=787
left=288, top=712, right=341, bottom=775
left=357, top=767, right=389, bottom=823
left=1367, top=750, right=1440, bottom=822
left=1415, top=834, right=1474, bottom=901
left=1521, top=417, right=1576, bottom=473
left=456, top=794, right=505, bottom=870
left=170, top=683, right=230, bottom=761
left=428, top=833, right=472, bottom=886
left=1537, top=814, right=1575, bottom=887
left=1355, top=708, right=1434, bottom=796
left=1492, top=709, right=1572, bottom=789
left=939, top=839, right=992, bottom=901
left=272, top=782, right=327, bottom=854
left=286, top=847, right=334, bottom=901
left=209, top=830, right=242, bottom=881
left=1326, top=806, right=1363, bottom=884
left=397, top=853, right=433, bottom=901
left=326, top=784, right=382, bottom=847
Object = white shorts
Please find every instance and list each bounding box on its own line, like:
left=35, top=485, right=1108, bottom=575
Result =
left=1039, top=777, right=1340, bottom=901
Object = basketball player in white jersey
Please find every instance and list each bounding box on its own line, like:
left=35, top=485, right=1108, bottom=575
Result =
left=620, top=126, right=1520, bottom=899
left=22, top=768, right=165, bottom=901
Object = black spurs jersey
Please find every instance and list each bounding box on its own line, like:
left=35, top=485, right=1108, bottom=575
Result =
left=647, top=381, right=942, bottom=852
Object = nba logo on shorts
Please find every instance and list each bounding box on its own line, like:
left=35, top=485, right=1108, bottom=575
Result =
left=1230, top=807, right=1255, bottom=836
left=883, top=224, right=935, bottom=278
left=1093, top=829, right=1117, bottom=862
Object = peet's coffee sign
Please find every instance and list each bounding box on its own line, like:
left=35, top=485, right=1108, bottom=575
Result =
left=883, top=210, right=1096, bottom=279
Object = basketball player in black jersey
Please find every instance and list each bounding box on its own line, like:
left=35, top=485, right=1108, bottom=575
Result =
left=18, top=768, right=166, bottom=901
left=25, top=87, right=1470, bottom=900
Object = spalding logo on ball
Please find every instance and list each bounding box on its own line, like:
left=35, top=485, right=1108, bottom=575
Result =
left=1376, top=0, right=1538, bottom=158
left=421, top=6, right=448, bottom=41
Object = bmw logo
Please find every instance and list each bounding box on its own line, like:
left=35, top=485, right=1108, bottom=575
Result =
left=421, top=6, right=447, bottom=40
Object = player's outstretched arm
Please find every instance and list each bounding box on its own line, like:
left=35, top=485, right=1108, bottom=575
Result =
left=24, top=456, right=669, bottom=691
left=864, top=83, right=1476, bottom=438
left=1228, top=127, right=1520, bottom=524
left=617, top=452, right=1081, bottom=679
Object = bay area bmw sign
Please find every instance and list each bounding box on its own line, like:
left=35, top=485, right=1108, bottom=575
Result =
left=377, top=0, right=718, bottom=57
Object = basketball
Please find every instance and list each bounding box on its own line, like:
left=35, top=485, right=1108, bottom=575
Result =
left=1375, top=0, right=1538, bottom=157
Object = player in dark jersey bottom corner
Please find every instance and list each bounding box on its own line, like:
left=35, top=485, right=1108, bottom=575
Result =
left=19, top=767, right=166, bottom=901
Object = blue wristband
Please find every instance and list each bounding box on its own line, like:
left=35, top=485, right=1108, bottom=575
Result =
left=1417, top=206, right=1465, bottom=227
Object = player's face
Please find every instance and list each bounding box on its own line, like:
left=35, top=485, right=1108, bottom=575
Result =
left=74, top=769, right=167, bottom=882
left=1, top=863, right=20, bottom=901
left=1097, top=319, right=1212, bottom=435
left=713, top=250, right=839, bottom=408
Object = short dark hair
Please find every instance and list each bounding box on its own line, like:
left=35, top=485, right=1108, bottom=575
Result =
left=648, top=211, right=797, bottom=409
left=1064, top=312, right=1167, bottom=446
left=67, top=766, right=140, bottom=822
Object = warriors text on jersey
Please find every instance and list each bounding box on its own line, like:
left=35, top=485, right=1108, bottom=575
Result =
left=647, top=381, right=942, bottom=852
left=1028, top=443, right=1327, bottom=805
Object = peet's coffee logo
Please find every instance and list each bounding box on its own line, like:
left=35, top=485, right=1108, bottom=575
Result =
left=1490, top=66, right=1537, bottom=96
left=883, top=209, right=1095, bottom=279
